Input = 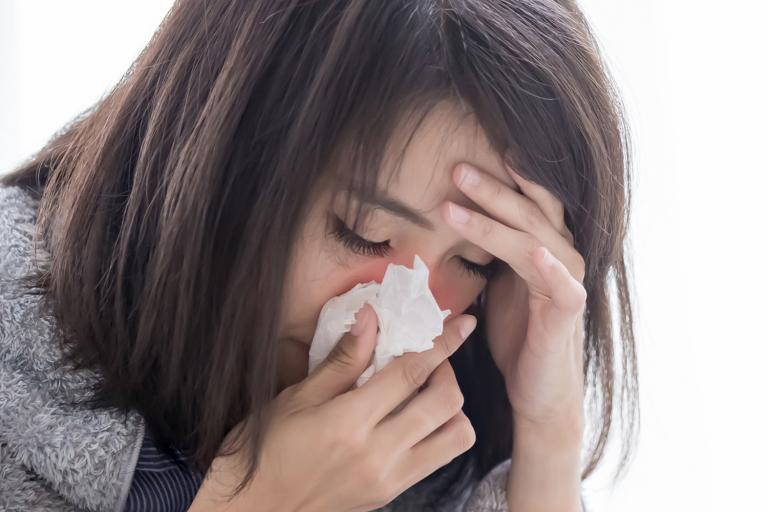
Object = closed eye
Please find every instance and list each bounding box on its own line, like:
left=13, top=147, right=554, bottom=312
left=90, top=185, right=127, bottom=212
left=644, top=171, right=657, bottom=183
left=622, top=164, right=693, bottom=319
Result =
left=329, top=214, right=501, bottom=279
left=330, top=214, right=391, bottom=257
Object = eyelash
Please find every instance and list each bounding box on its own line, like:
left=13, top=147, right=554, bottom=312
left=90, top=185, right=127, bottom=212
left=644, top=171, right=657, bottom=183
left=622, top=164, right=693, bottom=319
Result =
left=330, top=215, right=501, bottom=280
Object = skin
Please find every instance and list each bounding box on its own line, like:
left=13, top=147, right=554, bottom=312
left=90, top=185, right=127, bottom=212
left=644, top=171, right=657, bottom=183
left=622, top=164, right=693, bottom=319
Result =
left=269, top=98, right=588, bottom=510
left=442, top=155, right=587, bottom=511
left=276, top=100, right=523, bottom=393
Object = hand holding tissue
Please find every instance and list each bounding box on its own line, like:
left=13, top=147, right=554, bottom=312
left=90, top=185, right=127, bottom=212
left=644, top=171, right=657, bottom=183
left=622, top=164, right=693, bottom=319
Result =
left=308, top=255, right=452, bottom=388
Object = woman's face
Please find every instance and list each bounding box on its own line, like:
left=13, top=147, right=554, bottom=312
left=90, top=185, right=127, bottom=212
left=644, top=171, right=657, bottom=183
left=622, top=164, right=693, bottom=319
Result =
left=277, top=102, right=519, bottom=386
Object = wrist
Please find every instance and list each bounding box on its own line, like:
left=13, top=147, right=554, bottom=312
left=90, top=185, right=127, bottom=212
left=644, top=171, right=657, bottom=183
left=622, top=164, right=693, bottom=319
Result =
left=506, top=413, right=584, bottom=512
left=512, top=410, right=584, bottom=453
left=189, top=454, right=292, bottom=512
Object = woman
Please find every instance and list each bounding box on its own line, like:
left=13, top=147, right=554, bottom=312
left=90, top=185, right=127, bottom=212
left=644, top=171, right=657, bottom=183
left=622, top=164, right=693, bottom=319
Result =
left=0, top=0, right=638, bottom=510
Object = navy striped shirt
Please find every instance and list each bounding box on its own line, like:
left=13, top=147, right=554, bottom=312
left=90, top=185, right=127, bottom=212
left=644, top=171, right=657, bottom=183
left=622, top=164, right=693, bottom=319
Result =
left=124, top=433, right=204, bottom=511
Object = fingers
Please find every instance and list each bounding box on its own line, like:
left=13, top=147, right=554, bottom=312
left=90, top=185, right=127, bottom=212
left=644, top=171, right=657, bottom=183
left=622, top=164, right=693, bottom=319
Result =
left=524, top=247, right=587, bottom=360
left=453, top=162, right=568, bottom=249
left=297, top=303, right=378, bottom=407
left=531, top=247, right=587, bottom=348
left=373, top=358, right=464, bottom=451
left=395, top=409, right=476, bottom=491
left=504, top=164, right=569, bottom=239
left=447, top=162, right=585, bottom=284
left=441, top=200, right=544, bottom=288
left=343, top=314, right=476, bottom=428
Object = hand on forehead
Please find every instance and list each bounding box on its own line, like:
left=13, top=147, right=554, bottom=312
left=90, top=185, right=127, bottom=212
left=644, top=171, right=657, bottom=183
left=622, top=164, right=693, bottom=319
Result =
left=377, top=102, right=520, bottom=219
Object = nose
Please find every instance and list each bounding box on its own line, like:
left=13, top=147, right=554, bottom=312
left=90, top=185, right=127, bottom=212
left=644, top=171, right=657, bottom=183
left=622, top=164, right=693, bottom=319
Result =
left=344, top=251, right=476, bottom=320
left=389, top=251, right=447, bottom=306
left=412, top=253, right=439, bottom=289
left=419, top=254, right=480, bottom=319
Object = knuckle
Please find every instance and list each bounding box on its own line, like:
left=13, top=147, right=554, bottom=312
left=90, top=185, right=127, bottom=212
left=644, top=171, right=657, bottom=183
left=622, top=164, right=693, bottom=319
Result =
left=403, top=358, right=431, bottom=389
left=452, top=413, right=477, bottom=451
left=335, top=394, right=373, bottom=427
left=318, top=419, right=340, bottom=447
left=408, top=405, right=432, bottom=429
left=435, top=334, right=454, bottom=360
left=569, top=284, right=588, bottom=312
left=380, top=484, right=401, bottom=506
left=434, top=357, right=456, bottom=379
left=327, top=339, right=357, bottom=369
left=438, top=383, right=464, bottom=413
left=371, top=480, right=399, bottom=508
left=576, top=282, right=588, bottom=303
left=479, top=216, right=495, bottom=238
left=523, top=234, right=540, bottom=257
left=359, top=452, right=388, bottom=489
left=522, top=204, right=544, bottom=230
left=563, top=227, right=575, bottom=245
left=347, top=425, right=370, bottom=450
left=326, top=421, right=368, bottom=452
left=274, top=384, right=305, bottom=415
left=488, top=182, right=504, bottom=204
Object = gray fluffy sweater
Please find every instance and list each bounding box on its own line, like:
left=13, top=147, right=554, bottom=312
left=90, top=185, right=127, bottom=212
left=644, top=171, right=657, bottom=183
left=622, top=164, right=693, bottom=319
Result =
left=0, top=183, right=513, bottom=511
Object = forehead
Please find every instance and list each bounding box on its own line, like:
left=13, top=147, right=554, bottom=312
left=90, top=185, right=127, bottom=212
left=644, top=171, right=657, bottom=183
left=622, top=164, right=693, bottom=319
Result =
left=379, top=101, right=520, bottom=211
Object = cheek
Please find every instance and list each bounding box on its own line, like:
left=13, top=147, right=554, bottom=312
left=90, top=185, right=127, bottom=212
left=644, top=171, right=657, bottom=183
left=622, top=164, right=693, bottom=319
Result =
left=328, top=258, right=393, bottom=297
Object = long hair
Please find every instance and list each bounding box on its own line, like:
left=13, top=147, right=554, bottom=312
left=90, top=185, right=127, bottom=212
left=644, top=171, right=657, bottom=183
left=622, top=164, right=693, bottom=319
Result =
left=2, top=0, right=638, bottom=506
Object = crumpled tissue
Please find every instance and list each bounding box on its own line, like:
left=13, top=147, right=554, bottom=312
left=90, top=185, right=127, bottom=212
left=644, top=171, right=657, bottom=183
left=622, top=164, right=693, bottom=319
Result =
left=308, top=254, right=452, bottom=388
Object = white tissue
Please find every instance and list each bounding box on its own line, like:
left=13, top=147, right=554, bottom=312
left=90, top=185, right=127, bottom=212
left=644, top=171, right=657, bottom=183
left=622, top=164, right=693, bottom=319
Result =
left=307, top=254, right=452, bottom=388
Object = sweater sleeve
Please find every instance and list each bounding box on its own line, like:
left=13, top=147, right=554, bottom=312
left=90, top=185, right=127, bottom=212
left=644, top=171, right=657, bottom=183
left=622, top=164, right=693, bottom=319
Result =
left=0, top=184, right=146, bottom=512
left=462, top=458, right=588, bottom=512
left=461, top=458, right=510, bottom=511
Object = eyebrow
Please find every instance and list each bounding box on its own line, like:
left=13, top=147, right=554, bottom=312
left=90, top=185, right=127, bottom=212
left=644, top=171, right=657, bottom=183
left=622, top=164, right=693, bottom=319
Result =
left=348, top=188, right=436, bottom=231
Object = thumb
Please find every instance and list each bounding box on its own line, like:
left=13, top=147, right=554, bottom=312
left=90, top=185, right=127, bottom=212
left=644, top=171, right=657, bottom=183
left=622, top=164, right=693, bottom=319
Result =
left=298, top=303, right=378, bottom=406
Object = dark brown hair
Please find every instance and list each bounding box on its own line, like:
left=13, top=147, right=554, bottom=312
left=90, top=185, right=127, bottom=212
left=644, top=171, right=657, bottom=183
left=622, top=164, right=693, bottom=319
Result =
left=3, top=0, right=638, bottom=505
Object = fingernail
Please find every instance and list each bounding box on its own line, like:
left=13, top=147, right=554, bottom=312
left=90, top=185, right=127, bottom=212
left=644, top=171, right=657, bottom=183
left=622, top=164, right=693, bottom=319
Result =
left=458, top=164, right=481, bottom=188
left=447, top=202, right=470, bottom=224
left=459, top=317, right=477, bottom=340
left=351, top=306, right=369, bottom=336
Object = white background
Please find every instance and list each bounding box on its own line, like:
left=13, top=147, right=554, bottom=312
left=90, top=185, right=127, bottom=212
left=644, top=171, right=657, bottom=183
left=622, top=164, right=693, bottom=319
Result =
left=1, top=1, right=766, bottom=510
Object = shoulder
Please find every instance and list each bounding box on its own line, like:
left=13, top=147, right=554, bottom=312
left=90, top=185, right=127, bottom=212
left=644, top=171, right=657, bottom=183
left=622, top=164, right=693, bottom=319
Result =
left=0, top=183, right=146, bottom=512
left=0, top=184, right=44, bottom=282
